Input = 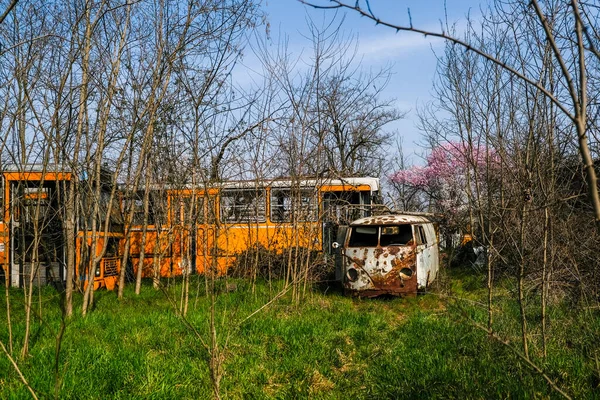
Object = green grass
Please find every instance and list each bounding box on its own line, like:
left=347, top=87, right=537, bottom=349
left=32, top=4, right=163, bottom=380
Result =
left=1, top=269, right=599, bottom=399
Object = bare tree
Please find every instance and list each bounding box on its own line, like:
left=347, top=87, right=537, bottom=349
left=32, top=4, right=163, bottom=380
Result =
left=302, top=0, right=600, bottom=234
left=258, top=16, right=403, bottom=179
left=319, top=1, right=600, bottom=398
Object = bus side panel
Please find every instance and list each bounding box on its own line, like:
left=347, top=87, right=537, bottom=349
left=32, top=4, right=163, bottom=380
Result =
left=128, top=229, right=173, bottom=278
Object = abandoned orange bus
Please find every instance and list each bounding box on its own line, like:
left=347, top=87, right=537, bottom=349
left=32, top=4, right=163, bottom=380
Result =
left=0, top=169, right=381, bottom=290
left=124, top=177, right=381, bottom=282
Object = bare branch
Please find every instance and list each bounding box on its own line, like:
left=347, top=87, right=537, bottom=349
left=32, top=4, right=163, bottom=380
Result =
left=0, top=0, right=18, bottom=25
left=0, top=340, right=39, bottom=400
left=299, top=0, right=575, bottom=121
left=530, top=0, right=579, bottom=115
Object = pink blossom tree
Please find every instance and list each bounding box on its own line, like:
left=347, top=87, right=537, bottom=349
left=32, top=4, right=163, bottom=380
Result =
left=390, top=141, right=498, bottom=235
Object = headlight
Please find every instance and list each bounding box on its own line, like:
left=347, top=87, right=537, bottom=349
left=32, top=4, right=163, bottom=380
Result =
left=399, top=268, right=413, bottom=279
left=346, top=268, right=358, bottom=282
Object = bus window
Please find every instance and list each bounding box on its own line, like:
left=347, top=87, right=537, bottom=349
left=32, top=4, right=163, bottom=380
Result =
left=124, top=191, right=155, bottom=226
left=23, top=187, right=49, bottom=224
left=206, top=196, right=217, bottom=223
left=271, top=189, right=317, bottom=222
left=105, top=237, right=119, bottom=257
left=178, top=195, right=206, bottom=224
left=221, top=189, right=266, bottom=223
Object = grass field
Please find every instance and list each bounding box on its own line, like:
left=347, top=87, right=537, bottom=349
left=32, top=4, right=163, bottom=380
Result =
left=1, top=267, right=599, bottom=399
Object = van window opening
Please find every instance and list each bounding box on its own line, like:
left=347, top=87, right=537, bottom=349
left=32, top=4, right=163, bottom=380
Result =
left=348, top=226, right=378, bottom=247
left=348, top=224, right=414, bottom=247
left=380, top=224, right=413, bottom=246
left=415, top=225, right=427, bottom=245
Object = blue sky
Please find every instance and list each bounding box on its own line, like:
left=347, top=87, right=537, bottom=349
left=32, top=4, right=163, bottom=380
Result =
left=250, top=0, right=484, bottom=164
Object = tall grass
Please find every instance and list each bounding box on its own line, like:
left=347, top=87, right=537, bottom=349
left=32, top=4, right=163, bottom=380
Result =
left=1, top=270, right=599, bottom=398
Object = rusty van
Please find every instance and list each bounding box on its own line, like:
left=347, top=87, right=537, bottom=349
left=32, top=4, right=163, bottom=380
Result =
left=332, top=214, right=440, bottom=297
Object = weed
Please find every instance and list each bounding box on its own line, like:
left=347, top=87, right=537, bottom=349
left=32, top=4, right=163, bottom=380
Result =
left=0, top=271, right=598, bottom=398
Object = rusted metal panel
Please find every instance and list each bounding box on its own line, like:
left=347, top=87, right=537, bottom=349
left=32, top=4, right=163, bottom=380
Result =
left=343, top=245, right=418, bottom=296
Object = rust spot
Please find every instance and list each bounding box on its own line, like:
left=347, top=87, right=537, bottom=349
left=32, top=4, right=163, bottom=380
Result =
left=358, top=252, right=417, bottom=296
left=351, top=257, right=365, bottom=268
left=388, top=247, right=400, bottom=255
left=374, top=248, right=384, bottom=258
left=390, top=254, right=415, bottom=270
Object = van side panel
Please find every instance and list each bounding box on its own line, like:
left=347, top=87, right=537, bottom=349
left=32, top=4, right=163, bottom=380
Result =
left=416, top=223, right=439, bottom=289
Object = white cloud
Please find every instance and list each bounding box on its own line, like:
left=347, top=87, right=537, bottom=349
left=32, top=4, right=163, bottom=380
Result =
left=357, top=32, right=444, bottom=62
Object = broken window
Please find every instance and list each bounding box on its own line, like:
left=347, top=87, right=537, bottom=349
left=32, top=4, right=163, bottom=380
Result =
left=22, top=187, right=50, bottom=224
left=105, top=237, right=119, bottom=257
left=322, top=190, right=372, bottom=224
left=220, top=189, right=266, bottom=223
left=125, top=191, right=155, bottom=226
left=414, top=225, right=427, bottom=245
left=348, top=225, right=415, bottom=247
left=380, top=225, right=413, bottom=246
left=206, top=196, right=217, bottom=223
left=270, top=189, right=317, bottom=222
left=348, top=226, right=378, bottom=247
left=177, top=195, right=199, bottom=224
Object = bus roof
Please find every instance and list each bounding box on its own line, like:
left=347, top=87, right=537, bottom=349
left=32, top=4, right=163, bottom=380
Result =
left=3, top=164, right=71, bottom=173
left=121, top=177, right=380, bottom=192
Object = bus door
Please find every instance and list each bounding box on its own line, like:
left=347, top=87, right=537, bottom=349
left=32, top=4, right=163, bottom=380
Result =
left=322, top=191, right=356, bottom=259
left=10, top=181, right=19, bottom=287
left=10, top=181, right=65, bottom=287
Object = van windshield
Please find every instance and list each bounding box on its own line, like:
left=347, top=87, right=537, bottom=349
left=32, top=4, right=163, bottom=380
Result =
left=347, top=224, right=414, bottom=247
left=348, top=226, right=378, bottom=247
left=380, top=225, right=413, bottom=246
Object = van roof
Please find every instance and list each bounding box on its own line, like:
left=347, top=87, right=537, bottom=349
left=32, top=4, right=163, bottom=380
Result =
left=350, top=214, right=431, bottom=226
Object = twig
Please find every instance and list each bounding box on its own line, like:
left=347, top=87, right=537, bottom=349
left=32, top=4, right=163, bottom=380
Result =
left=299, top=0, right=574, bottom=122
left=446, top=297, right=573, bottom=399
left=157, top=282, right=209, bottom=350
left=470, top=320, right=572, bottom=400
left=0, top=340, right=39, bottom=400
left=237, top=284, right=293, bottom=326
